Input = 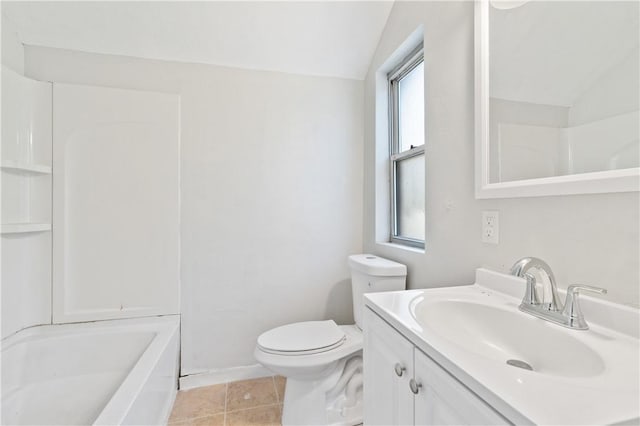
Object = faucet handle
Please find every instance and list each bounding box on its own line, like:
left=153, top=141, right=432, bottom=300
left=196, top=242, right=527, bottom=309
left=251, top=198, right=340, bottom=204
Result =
left=567, top=284, right=607, bottom=296
left=562, top=284, right=608, bottom=330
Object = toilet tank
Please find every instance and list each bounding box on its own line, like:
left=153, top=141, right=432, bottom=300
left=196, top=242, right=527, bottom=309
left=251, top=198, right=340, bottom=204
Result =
left=349, top=254, right=407, bottom=329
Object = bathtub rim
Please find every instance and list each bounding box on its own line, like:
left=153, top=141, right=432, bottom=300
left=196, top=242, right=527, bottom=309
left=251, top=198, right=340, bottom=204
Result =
left=1, top=315, right=180, bottom=425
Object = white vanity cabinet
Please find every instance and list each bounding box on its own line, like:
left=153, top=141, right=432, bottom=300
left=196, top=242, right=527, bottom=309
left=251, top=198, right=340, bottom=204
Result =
left=363, top=305, right=414, bottom=425
left=363, top=307, right=508, bottom=425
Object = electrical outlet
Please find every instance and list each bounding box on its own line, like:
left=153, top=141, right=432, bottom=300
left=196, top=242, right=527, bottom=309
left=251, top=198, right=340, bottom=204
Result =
left=482, top=210, right=499, bottom=244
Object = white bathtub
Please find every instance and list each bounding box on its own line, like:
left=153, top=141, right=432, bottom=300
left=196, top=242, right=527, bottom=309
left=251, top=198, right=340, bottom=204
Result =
left=1, top=315, right=180, bottom=425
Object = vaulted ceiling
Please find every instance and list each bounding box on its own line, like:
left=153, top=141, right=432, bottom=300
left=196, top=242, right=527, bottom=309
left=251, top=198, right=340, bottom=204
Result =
left=2, top=1, right=394, bottom=80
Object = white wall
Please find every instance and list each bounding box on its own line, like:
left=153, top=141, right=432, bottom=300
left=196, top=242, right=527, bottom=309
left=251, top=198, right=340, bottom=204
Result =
left=1, top=14, right=24, bottom=74
left=25, top=46, right=363, bottom=375
left=364, top=2, right=639, bottom=308
left=52, top=84, right=180, bottom=323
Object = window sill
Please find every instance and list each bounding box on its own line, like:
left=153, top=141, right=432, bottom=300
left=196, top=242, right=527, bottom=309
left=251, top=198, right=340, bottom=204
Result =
left=376, top=241, right=425, bottom=255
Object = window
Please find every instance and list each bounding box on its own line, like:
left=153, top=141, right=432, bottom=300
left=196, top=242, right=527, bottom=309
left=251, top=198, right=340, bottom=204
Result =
left=388, top=46, right=425, bottom=248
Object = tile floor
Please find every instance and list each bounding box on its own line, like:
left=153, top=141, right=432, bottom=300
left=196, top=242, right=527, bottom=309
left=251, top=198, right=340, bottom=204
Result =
left=169, top=376, right=286, bottom=426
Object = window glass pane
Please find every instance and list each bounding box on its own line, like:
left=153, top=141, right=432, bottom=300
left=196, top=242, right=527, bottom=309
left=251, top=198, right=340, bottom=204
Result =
left=398, top=62, right=424, bottom=153
left=395, top=154, right=425, bottom=241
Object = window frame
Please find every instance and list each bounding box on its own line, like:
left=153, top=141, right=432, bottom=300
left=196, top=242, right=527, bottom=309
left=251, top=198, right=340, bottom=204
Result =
left=388, top=45, right=425, bottom=249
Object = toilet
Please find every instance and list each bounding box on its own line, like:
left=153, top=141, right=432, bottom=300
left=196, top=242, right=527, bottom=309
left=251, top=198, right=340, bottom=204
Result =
left=254, top=254, right=407, bottom=426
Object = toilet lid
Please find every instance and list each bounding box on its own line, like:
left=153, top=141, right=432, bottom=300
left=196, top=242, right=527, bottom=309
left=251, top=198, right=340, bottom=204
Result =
left=257, top=320, right=346, bottom=354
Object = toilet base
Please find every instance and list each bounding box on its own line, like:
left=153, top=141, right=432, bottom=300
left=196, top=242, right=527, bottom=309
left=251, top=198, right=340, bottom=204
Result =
left=281, top=354, right=363, bottom=426
left=326, top=395, right=363, bottom=426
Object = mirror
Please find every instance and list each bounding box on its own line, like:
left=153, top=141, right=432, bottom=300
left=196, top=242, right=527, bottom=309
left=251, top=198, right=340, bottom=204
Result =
left=475, top=0, right=640, bottom=198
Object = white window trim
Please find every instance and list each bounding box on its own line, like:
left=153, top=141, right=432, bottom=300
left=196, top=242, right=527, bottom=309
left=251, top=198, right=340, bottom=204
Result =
left=388, top=45, right=425, bottom=249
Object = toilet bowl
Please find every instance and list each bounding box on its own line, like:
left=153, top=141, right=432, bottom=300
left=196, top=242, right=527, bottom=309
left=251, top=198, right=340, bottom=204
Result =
left=254, top=322, right=363, bottom=425
left=254, top=254, right=407, bottom=426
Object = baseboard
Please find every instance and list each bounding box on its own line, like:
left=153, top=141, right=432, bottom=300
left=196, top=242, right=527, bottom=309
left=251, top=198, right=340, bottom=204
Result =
left=179, top=364, right=273, bottom=390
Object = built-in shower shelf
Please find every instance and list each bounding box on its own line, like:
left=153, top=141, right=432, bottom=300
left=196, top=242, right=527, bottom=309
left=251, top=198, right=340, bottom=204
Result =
left=1, top=223, right=51, bottom=234
left=1, top=161, right=52, bottom=174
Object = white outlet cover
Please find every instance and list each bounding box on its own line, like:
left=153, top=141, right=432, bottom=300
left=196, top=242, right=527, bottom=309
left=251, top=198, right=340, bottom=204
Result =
left=482, top=210, right=499, bottom=244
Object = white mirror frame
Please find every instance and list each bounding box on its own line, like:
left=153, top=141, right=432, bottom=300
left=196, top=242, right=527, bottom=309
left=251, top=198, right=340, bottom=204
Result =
left=474, top=0, right=640, bottom=199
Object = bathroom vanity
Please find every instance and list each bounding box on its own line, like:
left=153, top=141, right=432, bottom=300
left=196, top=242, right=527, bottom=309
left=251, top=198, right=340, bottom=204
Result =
left=363, top=307, right=508, bottom=425
left=362, top=269, right=640, bottom=425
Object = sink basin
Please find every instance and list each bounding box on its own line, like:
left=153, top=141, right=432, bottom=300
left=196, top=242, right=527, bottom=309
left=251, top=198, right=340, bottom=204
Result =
left=411, top=298, right=606, bottom=378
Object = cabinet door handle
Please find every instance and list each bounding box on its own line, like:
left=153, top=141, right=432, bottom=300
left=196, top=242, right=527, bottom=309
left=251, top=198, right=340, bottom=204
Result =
left=409, top=378, right=422, bottom=394
left=394, top=363, right=406, bottom=377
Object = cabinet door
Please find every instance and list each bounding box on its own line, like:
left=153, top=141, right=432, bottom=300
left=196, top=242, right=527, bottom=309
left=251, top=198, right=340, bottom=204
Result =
left=363, top=308, right=414, bottom=425
left=413, top=349, right=509, bottom=425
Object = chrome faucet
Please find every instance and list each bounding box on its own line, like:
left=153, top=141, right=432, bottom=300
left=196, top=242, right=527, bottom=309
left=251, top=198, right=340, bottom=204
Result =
left=510, top=257, right=563, bottom=311
left=510, top=257, right=607, bottom=330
